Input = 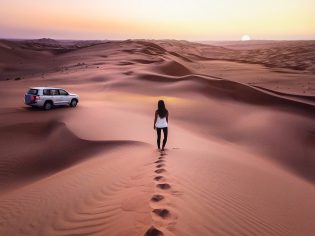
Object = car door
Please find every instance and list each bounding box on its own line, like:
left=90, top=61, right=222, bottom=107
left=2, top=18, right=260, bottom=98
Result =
left=43, top=89, right=53, bottom=104
left=51, top=89, right=62, bottom=105
left=58, top=89, right=69, bottom=105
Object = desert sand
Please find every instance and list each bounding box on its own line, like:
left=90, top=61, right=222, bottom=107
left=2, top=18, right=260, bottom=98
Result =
left=0, top=39, right=315, bottom=236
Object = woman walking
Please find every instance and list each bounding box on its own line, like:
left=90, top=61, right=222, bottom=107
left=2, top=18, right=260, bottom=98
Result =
left=154, top=100, right=169, bottom=151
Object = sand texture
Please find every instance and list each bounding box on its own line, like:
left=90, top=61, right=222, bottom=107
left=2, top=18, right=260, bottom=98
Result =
left=0, top=39, right=315, bottom=235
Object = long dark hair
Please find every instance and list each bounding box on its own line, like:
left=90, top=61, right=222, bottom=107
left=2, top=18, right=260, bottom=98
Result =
left=157, top=100, right=167, bottom=118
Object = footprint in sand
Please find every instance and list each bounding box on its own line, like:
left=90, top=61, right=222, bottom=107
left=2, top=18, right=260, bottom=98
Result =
left=155, top=169, right=166, bottom=174
left=155, top=160, right=165, bottom=164
left=154, top=176, right=164, bottom=181
left=144, top=226, right=163, bottom=236
left=157, top=183, right=171, bottom=190
left=151, top=194, right=165, bottom=202
left=156, top=164, right=165, bottom=168
left=152, top=209, right=170, bottom=218
left=158, top=156, right=164, bottom=160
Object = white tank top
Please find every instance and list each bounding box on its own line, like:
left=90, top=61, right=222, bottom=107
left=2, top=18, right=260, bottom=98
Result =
left=156, top=115, right=168, bottom=128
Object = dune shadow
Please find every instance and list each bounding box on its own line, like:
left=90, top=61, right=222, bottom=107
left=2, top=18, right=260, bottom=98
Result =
left=0, top=121, right=146, bottom=191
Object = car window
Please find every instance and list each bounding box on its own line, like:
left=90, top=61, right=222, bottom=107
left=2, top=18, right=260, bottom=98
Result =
left=59, top=89, right=68, bottom=95
left=27, top=89, right=38, bottom=95
left=51, top=89, right=60, bottom=96
left=43, top=89, right=52, bottom=95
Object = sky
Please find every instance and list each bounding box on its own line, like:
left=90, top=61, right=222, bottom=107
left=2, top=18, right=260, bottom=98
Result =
left=0, top=0, right=314, bottom=40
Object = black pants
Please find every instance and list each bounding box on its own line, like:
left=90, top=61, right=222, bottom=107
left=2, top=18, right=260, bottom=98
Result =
left=156, top=127, right=168, bottom=149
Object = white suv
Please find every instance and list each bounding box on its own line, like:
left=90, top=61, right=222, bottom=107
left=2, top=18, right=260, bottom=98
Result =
left=24, top=87, right=79, bottom=110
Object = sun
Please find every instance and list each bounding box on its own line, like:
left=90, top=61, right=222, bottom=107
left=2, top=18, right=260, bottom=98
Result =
left=241, top=35, right=251, bottom=41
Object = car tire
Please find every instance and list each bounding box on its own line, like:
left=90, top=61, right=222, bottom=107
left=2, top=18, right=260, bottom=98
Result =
left=70, top=99, right=78, bottom=107
left=43, top=101, right=53, bottom=110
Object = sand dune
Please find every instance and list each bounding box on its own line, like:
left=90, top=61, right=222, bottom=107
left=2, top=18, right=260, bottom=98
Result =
left=0, top=119, right=143, bottom=192
left=0, top=39, right=315, bottom=235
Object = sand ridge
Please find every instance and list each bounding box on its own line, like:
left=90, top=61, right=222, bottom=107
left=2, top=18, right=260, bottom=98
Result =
left=0, top=39, right=315, bottom=235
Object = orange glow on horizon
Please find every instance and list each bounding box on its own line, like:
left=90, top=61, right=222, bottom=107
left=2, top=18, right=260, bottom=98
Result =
left=0, top=0, right=314, bottom=40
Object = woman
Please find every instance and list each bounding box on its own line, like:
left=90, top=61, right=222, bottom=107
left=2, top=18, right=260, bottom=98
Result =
left=154, top=100, right=169, bottom=151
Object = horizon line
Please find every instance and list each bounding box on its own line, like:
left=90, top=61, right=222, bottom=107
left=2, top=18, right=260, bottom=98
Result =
left=1, top=37, right=315, bottom=42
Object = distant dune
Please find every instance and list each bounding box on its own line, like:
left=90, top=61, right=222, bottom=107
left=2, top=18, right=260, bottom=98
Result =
left=0, top=39, right=315, bottom=235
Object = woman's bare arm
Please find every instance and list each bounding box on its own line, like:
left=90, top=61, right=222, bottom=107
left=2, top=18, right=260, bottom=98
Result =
left=166, top=111, right=169, bottom=123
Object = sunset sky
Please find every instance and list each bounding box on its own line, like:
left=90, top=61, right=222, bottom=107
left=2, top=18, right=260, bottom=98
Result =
left=1, top=0, right=314, bottom=40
